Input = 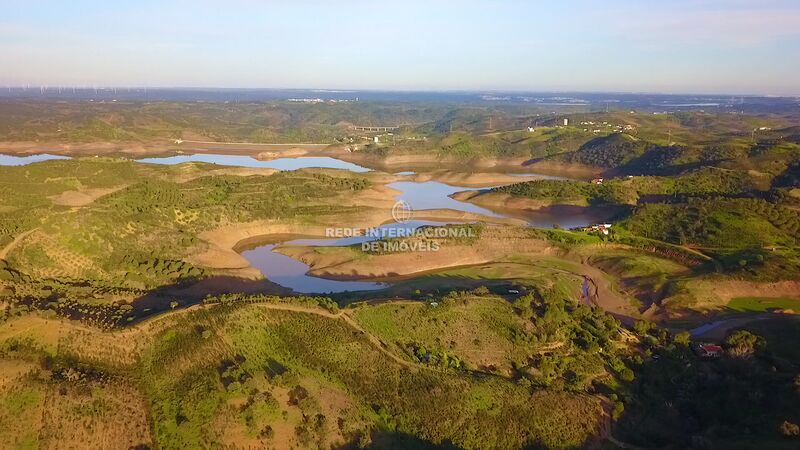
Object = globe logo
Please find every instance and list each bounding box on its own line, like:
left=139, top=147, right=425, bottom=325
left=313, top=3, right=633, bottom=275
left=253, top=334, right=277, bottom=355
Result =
left=392, top=200, right=414, bottom=223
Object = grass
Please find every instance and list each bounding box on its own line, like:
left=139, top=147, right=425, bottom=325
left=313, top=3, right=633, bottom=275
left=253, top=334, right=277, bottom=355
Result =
left=728, top=297, right=800, bottom=312
left=0, top=159, right=374, bottom=326
left=351, top=295, right=533, bottom=373
left=1, top=103, right=799, bottom=449
left=0, top=293, right=627, bottom=449
left=741, top=316, right=800, bottom=364
left=0, top=383, right=44, bottom=450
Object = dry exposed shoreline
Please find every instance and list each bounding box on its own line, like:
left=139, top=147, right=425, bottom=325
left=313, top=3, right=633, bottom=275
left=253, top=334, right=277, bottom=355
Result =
left=190, top=207, right=525, bottom=278
left=451, top=190, right=569, bottom=210
left=0, top=139, right=598, bottom=179
left=277, top=227, right=554, bottom=280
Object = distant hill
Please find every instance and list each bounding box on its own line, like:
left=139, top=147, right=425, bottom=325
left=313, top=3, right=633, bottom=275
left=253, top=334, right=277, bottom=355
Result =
left=566, top=133, right=651, bottom=168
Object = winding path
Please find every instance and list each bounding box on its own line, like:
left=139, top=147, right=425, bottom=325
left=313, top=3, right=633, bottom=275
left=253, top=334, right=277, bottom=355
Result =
left=253, top=302, right=421, bottom=370
left=0, top=228, right=35, bottom=260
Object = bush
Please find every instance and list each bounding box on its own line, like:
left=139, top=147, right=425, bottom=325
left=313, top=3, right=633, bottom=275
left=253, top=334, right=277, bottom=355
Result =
left=780, top=421, right=800, bottom=438
left=674, top=331, right=691, bottom=346
left=725, top=330, right=765, bottom=358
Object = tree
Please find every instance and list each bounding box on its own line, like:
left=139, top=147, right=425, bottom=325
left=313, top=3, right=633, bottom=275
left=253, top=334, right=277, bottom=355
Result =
left=674, top=331, right=691, bottom=346
left=634, top=320, right=654, bottom=336
left=620, top=368, right=635, bottom=382
left=780, top=421, right=800, bottom=438
left=612, top=401, right=625, bottom=420
left=725, top=330, right=765, bottom=357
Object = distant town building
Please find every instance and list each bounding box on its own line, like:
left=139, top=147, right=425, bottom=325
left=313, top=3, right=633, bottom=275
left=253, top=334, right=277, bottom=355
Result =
left=563, top=118, right=569, bottom=126
left=591, top=178, right=604, bottom=185
left=373, top=136, right=380, bottom=144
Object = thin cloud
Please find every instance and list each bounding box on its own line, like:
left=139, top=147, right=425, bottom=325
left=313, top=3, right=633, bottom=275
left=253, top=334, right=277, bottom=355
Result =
left=607, top=6, right=800, bottom=47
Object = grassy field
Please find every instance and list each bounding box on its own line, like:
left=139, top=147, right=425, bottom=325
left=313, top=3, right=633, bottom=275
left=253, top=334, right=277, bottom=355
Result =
left=0, top=158, right=377, bottom=326
left=0, top=295, right=615, bottom=449
left=727, top=296, right=800, bottom=312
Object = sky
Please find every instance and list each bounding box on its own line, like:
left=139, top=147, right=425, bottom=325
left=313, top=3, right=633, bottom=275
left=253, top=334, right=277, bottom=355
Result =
left=2, top=0, right=799, bottom=95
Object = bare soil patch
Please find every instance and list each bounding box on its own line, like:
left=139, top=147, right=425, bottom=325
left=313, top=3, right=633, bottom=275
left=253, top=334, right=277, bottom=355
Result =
left=49, top=186, right=127, bottom=207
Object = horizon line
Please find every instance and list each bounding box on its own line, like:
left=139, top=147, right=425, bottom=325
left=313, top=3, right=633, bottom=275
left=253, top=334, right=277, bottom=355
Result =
left=1, top=85, right=799, bottom=99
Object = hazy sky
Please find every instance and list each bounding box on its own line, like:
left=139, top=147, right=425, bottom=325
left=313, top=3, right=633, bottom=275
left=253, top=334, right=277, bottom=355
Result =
left=2, top=0, right=800, bottom=95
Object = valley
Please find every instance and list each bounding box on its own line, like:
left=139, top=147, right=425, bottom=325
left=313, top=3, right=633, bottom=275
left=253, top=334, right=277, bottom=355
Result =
left=1, top=98, right=799, bottom=449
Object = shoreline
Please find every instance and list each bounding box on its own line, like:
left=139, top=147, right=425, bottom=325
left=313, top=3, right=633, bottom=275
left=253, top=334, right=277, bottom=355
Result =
left=0, top=139, right=599, bottom=179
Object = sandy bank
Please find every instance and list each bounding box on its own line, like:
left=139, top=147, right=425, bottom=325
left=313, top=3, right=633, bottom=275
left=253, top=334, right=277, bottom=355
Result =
left=190, top=206, right=522, bottom=275
left=277, top=227, right=553, bottom=280
left=0, top=140, right=334, bottom=158
left=409, top=170, right=546, bottom=188
left=255, top=147, right=310, bottom=160
left=451, top=190, right=567, bottom=210
left=522, top=160, right=600, bottom=180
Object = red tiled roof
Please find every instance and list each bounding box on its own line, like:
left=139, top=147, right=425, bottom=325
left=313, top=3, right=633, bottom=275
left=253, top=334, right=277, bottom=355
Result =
left=701, top=344, right=723, bottom=353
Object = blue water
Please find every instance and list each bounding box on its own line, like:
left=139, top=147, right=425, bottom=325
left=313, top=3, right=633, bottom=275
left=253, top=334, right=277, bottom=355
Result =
left=387, top=181, right=504, bottom=218
left=0, top=154, right=71, bottom=166
left=136, top=154, right=371, bottom=172
left=245, top=192, right=608, bottom=294
left=386, top=180, right=618, bottom=229
left=241, top=244, right=387, bottom=294
left=2, top=151, right=615, bottom=292
left=240, top=220, right=465, bottom=294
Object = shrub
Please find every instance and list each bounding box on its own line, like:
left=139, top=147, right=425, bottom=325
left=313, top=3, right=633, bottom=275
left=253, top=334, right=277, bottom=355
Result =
left=725, top=330, right=765, bottom=358
left=780, top=421, right=800, bottom=438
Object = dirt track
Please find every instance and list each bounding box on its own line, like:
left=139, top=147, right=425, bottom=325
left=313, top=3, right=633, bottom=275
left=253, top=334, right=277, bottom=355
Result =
left=0, top=229, right=35, bottom=260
